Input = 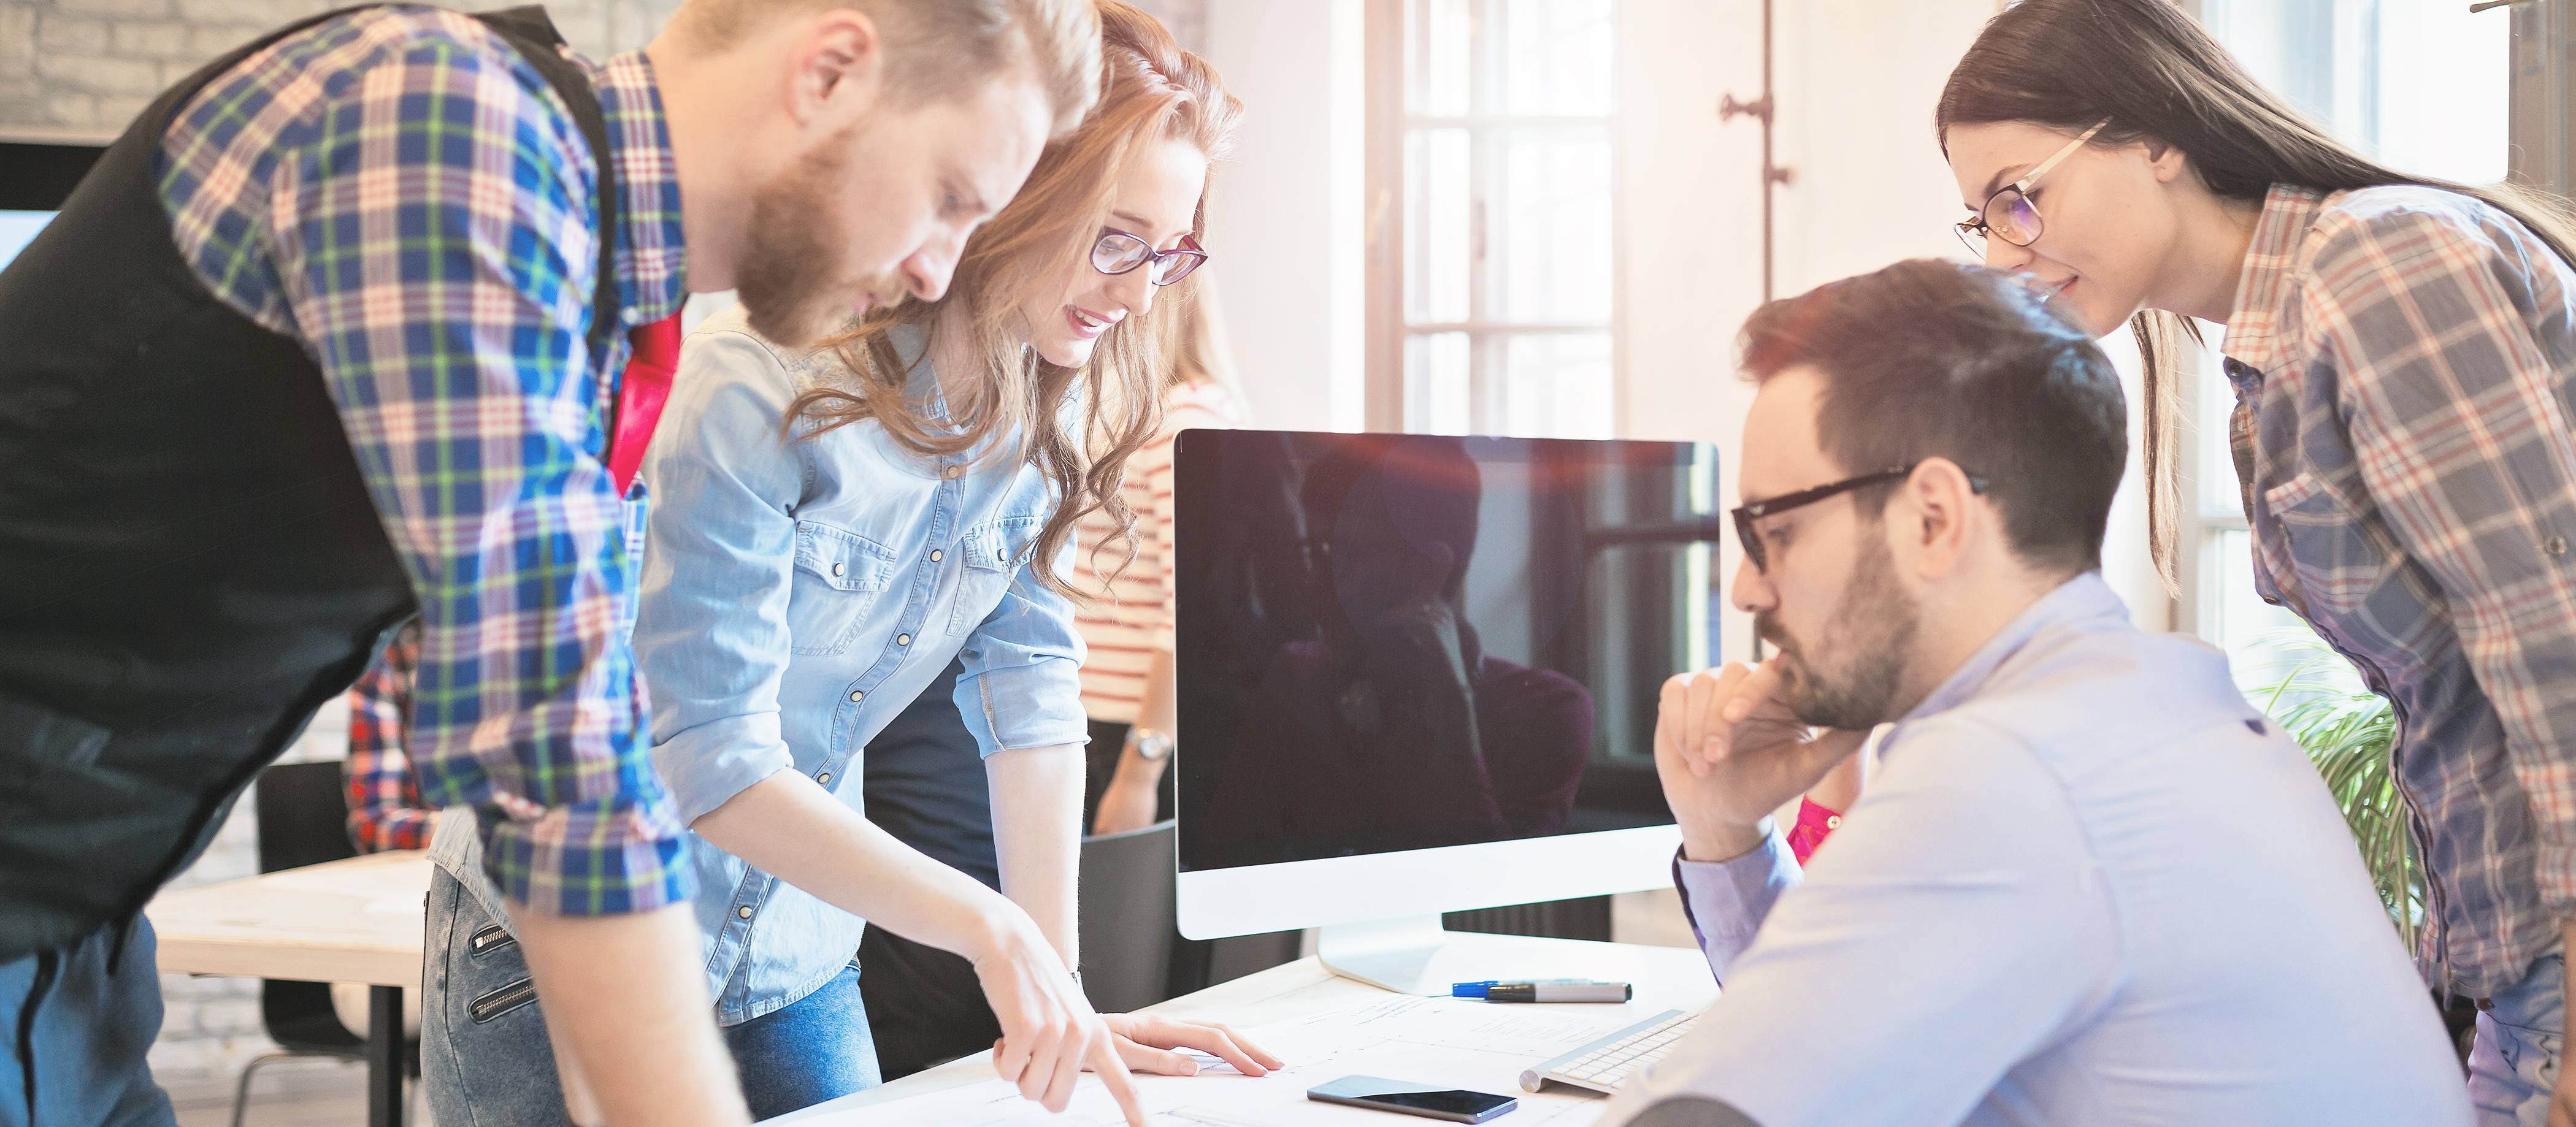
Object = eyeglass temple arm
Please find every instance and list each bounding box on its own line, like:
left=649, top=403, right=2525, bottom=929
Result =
left=2014, top=120, right=2110, bottom=193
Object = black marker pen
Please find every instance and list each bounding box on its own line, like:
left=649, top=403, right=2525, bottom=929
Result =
left=1452, top=980, right=1633, bottom=1003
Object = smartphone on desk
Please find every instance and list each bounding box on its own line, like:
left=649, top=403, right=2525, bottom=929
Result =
left=1308, top=1075, right=1519, bottom=1123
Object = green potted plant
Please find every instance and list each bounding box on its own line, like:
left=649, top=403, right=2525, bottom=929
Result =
left=2253, top=643, right=2420, bottom=949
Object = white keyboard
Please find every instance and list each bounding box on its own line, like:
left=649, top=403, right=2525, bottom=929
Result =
left=1517, top=1009, right=1698, bottom=1095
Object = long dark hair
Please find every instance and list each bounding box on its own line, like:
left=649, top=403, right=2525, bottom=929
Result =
left=1936, top=0, right=2576, bottom=588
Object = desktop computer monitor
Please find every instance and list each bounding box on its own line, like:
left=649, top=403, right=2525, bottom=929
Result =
left=1173, top=429, right=1727, bottom=993
left=0, top=210, right=48, bottom=269
left=1, top=140, right=107, bottom=273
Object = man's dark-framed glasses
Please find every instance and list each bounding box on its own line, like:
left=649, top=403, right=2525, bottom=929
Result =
left=1731, top=463, right=1990, bottom=573
left=1093, top=230, right=1208, bottom=286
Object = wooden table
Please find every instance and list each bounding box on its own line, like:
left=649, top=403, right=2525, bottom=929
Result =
left=148, top=850, right=432, bottom=1127
left=769, top=933, right=1720, bottom=1125
left=153, top=861, right=1716, bottom=1127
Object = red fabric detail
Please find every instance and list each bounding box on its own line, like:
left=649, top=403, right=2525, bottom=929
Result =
left=608, top=313, right=683, bottom=494
left=1787, top=797, right=1842, bottom=865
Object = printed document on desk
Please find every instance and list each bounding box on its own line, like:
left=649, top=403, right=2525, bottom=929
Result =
left=788, top=995, right=1646, bottom=1126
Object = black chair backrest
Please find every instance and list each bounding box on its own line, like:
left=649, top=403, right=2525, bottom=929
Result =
left=255, top=760, right=359, bottom=874
left=1076, top=820, right=1179, bottom=1014
left=253, top=760, right=366, bottom=1050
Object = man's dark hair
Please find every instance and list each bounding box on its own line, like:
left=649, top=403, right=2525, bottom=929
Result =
left=1738, top=259, right=2126, bottom=577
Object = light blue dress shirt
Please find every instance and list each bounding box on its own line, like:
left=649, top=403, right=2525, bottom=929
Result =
left=636, top=304, right=1087, bottom=1024
left=1607, top=573, right=2472, bottom=1127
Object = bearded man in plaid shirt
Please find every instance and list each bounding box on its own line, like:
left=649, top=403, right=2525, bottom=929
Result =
left=0, top=2, right=1102, bottom=1123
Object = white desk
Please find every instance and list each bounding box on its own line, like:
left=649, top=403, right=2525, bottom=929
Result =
left=148, top=851, right=432, bottom=1127
left=770, top=934, right=1717, bottom=1126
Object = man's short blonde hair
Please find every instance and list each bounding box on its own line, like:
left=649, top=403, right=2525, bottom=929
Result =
left=673, top=0, right=1102, bottom=133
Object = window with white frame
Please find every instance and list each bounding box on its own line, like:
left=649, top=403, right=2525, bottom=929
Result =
left=1384, top=0, right=1618, bottom=438
left=2183, top=0, right=2509, bottom=679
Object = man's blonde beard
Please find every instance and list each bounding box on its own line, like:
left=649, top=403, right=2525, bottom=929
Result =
left=735, top=123, right=905, bottom=348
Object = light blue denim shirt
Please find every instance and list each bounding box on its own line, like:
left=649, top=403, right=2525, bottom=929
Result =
left=432, top=302, right=1089, bottom=1026
left=643, top=304, right=1088, bottom=1023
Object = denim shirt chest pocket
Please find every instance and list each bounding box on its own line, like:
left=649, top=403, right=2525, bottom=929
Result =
left=791, top=519, right=900, bottom=655
left=948, top=515, right=1043, bottom=636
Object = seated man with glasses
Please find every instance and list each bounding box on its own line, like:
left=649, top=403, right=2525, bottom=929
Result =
left=1601, top=260, right=2469, bottom=1127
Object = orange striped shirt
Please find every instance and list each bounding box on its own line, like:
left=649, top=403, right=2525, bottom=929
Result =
left=1073, top=380, right=1243, bottom=722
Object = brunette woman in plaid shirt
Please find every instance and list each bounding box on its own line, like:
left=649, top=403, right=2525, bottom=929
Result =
left=1920, top=2, right=2576, bottom=1121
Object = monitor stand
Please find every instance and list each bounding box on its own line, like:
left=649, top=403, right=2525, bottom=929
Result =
left=1316, top=914, right=1639, bottom=996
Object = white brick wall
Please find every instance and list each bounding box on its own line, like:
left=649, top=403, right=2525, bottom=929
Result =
left=0, top=0, right=1207, bottom=135
left=0, top=0, right=1206, bottom=1096
left=0, top=0, right=688, bottom=132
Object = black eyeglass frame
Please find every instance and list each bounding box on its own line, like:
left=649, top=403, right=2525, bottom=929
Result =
left=1731, top=462, right=1991, bottom=573
left=1092, top=229, right=1209, bottom=286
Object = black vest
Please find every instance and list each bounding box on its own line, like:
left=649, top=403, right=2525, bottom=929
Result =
left=0, top=6, right=619, bottom=960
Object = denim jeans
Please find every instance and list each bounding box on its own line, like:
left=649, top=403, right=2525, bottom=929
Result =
left=420, top=868, right=881, bottom=1125
left=2470, top=951, right=2566, bottom=1127
left=0, top=917, right=177, bottom=1127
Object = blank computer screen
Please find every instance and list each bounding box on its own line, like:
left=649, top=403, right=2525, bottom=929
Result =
left=1173, top=430, right=1724, bottom=873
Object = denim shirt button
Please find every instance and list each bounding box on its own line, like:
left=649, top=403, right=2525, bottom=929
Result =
left=817, top=771, right=832, bottom=785
left=930, top=549, right=944, bottom=562
left=737, top=905, right=753, bottom=920
left=848, top=690, right=864, bottom=702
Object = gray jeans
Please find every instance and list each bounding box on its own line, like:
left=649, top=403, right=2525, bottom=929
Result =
left=2470, top=952, right=2566, bottom=1127
left=420, top=868, right=880, bottom=1126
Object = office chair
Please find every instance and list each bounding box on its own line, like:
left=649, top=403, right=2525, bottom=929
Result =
left=231, top=760, right=407, bottom=1127
left=1078, top=821, right=1303, bottom=1012
left=1077, top=821, right=1184, bottom=1014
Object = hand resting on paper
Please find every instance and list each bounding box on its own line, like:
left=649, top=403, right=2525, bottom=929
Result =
left=999, top=1012, right=1284, bottom=1079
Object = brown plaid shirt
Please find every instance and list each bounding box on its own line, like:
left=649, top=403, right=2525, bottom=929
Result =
left=2225, top=184, right=2576, bottom=996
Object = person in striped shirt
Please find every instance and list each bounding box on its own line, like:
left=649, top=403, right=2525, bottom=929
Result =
left=1074, top=277, right=1247, bottom=835
left=1941, top=2, right=2576, bottom=1121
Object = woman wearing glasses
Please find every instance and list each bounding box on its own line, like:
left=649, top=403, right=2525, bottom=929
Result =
left=1939, top=1, right=2576, bottom=1121
left=420, top=6, right=1281, bottom=1123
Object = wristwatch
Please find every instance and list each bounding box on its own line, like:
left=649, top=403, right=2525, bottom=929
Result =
left=1128, top=727, right=1176, bottom=762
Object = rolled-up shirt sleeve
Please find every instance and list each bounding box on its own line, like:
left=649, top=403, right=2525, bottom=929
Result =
left=264, top=32, right=684, bottom=915
left=956, top=528, right=1091, bottom=756
left=634, top=329, right=808, bottom=825
left=1673, top=827, right=1801, bottom=984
